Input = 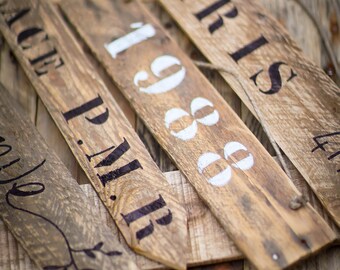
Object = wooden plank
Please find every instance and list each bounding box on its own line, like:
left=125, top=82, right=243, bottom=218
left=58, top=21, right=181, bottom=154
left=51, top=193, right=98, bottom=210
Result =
left=158, top=0, right=340, bottom=225
left=0, top=36, right=37, bottom=124
left=1, top=1, right=338, bottom=270
left=87, top=170, right=242, bottom=269
left=1, top=170, right=242, bottom=270
left=0, top=1, right=187, bottom=269
left=134, top=2, right=245, bottom=172
left=59, top=1, right=337, bottom=269
left=0, top=83, right=137, bottom=270
left=1, top=162, right=338, bottom=269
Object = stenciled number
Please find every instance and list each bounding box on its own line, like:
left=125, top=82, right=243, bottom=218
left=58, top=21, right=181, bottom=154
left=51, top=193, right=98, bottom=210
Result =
left=134, top=55, right=186, bottom=94
left=105, top=22, right=156, bottom=58
left=198, top=141, right=254, bottom=186
left=165, top=97, right=219, bottom=141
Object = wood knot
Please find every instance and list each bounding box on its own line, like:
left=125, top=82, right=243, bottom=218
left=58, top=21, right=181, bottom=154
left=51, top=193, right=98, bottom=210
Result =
left=289, top=195, right=308, bottom=210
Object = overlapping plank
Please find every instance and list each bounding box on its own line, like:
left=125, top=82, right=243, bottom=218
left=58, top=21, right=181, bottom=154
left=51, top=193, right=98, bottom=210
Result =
left=2, top=163, right=338, bottom=269
left=0, top=83, right=137, bottom=270
left=0, top=1, right=187, bottom=268
left=1, top=170, right=242, bottom=270
left=60, top=0, right=337, bottom=269
left=158, top=0, right=340, bottom=225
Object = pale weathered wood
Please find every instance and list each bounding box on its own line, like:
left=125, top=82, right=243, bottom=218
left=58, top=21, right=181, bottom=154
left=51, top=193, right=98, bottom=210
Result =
left=159, top=0, right=340, bottom=226
left=60, top=0, right=337, bottom=269
left=0, top=1, right=188, bottom=268
left=0, top=83, right=137, bottom=270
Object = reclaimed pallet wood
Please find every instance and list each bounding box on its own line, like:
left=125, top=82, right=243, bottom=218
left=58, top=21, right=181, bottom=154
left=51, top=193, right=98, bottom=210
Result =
left=0, top=171, right=242, bottom=270
left=0, top=83, right=137, bottom=270
left=0, top=1, right=187, bottom=269
left=60, top=0, right=337, bottom=269
left=1, top=0, right=339, bottom=270
left=158, top=0, right=340, bottom=226
left=2, top=159, right=336, bottom=270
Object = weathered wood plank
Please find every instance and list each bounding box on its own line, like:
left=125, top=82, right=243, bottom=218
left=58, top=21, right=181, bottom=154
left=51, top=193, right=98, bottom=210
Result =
left=0, top=36, right=37, bottom=124
left=60, top=0, right=337, bottom=269
left=1, top=170, right=242, bottom=270
left=2, top=161, right=339, bottom=269
left=159, top=0, right=340, bottom=226
left=0, top=83, right=137, bottom=270
left=1, top=0, right=338, bottom=269
left=0, top=1, right=187, bottom=268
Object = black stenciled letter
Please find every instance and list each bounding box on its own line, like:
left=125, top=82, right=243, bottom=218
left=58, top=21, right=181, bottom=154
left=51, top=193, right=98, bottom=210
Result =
left=62, top=95, right=109, bottom=125
left=86, top=138, right=142, bottom=186
left=229, top=35, right=268, bottom=62
left=29, top=47, right=64, bottom=76
left=195, top=0, right=238, bottom=34
left=311, top=131, right=340, bottom=172
left=17, top=27, right=46, bottom=49
left=250, top=61, right=297, bottom=94
left=121, top=195, right=172, bottom=241
left=1, top=7, right=30, bottom=28
left=0, top=6, right=64, bottom=76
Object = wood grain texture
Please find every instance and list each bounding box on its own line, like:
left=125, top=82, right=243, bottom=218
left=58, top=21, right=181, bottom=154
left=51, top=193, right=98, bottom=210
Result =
left=0, top=0, right=338, bottom=269
left=159, top=0, right=340, bottom=226
left=0, top=83, right=137, bottom=270
left=60, top=0, right=337, bottom=269
left=1, top=164, right=338, bottom=269
left=0, top=1, right=187, bottom=268
left=0, top=171, right=242, bottom=270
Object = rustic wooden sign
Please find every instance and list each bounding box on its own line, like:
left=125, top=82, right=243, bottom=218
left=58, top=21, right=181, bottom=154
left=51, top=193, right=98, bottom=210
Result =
left=1, top=170, right=243, bottom=270
left=0, top=83, right=138, bottom=270
left=0, top=1, right=187, bottom=268
left=158, top=0, right=340, bottom=225
left=2, top=164, right=339, bottom=269
left=60, top=0, right=337, bottom=269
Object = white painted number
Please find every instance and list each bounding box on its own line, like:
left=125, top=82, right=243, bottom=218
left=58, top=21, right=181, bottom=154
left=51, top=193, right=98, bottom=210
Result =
left=134, top=55, right=186, bottom=94
left=198, top=142, right=254, bottom=186
left=105, top=22, right=156, bottom=58
left=165, top=97, right=219, bottom=141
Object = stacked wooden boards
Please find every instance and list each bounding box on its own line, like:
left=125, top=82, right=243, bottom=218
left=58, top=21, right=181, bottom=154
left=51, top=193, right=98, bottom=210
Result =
left=158, top=0, right=340, bottom=226
left=1, top=160, right=338, bottom=269
left=0, top=83, right=138, bottom=269
left=0, top=0, right=338, bottom=270
left=59, top=0, right=337, bottom=269
left=0, top=0, right=186, bottom=269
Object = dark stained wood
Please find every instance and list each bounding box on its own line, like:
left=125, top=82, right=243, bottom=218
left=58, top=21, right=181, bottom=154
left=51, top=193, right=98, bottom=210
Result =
left=0, top=1, right=187, bottom=268
left=0, top=83, right=138, bottom=270
left=60, top=0, right=337, bottom=269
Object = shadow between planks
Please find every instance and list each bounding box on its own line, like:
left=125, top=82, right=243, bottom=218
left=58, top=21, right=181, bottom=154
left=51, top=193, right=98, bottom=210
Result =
left=0, top=0, right=339, bottom=269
